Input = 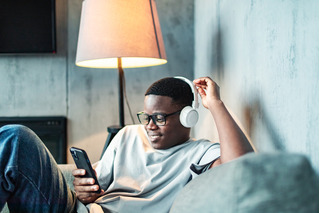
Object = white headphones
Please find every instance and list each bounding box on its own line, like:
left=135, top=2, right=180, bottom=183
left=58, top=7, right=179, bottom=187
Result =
left=174, top=76, right=199, bottom=128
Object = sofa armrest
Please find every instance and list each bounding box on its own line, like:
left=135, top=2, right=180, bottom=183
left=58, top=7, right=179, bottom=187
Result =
left=170, top=153, right=318, bottom=213
left=59, top=164, right=76, bottom=191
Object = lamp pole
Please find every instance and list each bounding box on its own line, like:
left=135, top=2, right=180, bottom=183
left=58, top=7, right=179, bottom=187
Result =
left=100, top=58, right=125, bottom=159
left=118, top=57, right=125, bottom=128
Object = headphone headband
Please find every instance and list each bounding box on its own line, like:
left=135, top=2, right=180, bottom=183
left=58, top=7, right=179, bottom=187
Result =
left=174, top=76, right=199, bottom=109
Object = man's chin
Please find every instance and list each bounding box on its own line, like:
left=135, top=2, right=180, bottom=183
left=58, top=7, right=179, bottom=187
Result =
left=150, top=141, right=160, bottom=149
left=150, top=141, right=165, bottom=150
left=148, top=136, right=170, bottom=149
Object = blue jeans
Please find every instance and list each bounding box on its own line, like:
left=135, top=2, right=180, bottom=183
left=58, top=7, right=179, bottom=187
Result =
left=0, top=125, right=76, bottom=212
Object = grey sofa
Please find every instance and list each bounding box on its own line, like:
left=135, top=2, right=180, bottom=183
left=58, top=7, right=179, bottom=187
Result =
left=2, top=153, right=318, bottom=212
left=170, top=153, right=319, bottom=213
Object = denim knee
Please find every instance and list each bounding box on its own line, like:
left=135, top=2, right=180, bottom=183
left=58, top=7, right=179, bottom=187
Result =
left=0, top=124, right=42, bottom=147
left=0, top=124, right=34, bottom=138
left=3, top=124, right=33, bottom=132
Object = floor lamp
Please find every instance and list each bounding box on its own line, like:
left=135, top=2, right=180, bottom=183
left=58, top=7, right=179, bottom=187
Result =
left=75, top=0, right=167, bottom=157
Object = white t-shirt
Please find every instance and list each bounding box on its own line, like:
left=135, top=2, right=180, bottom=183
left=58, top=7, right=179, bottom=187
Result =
left=77, top=125, right=220, bottom=213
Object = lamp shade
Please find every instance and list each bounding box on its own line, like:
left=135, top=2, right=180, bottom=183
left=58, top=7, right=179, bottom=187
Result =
left=75, top=0, right=167, bottom=68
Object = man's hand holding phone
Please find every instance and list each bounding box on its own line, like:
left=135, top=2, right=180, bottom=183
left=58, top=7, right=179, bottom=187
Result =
left=72, top=168, right=104, bottom=204
left=70, top=147, right=104, bottom=204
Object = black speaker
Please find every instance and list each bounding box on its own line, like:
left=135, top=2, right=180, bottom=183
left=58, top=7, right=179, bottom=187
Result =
left=0, top=116, right=66, bottom=164
left=0, top=0, right=56, bottom=54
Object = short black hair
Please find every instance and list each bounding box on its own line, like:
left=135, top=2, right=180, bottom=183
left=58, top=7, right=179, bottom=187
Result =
left=145, top=77, right=193, bottom=107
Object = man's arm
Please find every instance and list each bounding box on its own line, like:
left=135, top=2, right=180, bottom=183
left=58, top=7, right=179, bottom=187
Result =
left=193, top=77, right=254, bottom=168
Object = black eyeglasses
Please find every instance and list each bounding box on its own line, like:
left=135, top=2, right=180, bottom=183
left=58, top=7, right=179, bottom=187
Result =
left=137, top=110, right=181, bottom=126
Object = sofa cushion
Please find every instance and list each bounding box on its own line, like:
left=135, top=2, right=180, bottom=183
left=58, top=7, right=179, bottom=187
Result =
left=59, top=164, right=76, bottom=190
left=170, top=152, right=319, bottom=213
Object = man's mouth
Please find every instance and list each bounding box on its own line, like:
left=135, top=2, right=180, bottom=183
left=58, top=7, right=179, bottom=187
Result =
left=148, top=134, right=162, bottom=142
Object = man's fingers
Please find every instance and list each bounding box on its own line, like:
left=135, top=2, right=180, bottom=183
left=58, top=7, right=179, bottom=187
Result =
left=77, top=192, right=95, bottom=203
left=193, top=78, right=211, bottom=91
left=74, top=177, right=96, bottom=186
left=72, top=169, right=86, bottom=176
left=194, top=76, right=212, bottom=85
left=77, top=189, right=104, bottom=204
left=193, top=79, right=206, bottom=87
left=76, top=184, right=100, bottom=193
left=197, top=87, right=207, bottom=97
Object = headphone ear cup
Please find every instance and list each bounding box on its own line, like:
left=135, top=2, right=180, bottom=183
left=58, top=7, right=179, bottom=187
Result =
left=179, top=106, right=199, bottom=128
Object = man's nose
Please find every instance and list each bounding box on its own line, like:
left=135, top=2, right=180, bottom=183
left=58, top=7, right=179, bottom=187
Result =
left=146, top=118, right=158, bottom=129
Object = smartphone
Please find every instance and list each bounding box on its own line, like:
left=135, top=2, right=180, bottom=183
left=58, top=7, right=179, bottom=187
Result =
left=70, top=147, right=101, bottom=193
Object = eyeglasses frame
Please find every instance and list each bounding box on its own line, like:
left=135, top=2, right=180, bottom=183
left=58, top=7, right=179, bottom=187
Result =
left=137, top=110, right=181, bottom=126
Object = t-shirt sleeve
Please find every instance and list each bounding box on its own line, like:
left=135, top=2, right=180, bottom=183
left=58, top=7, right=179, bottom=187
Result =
left=189, top=143, right=220, bottom=179
left=95, top=127, right=124, bottom=190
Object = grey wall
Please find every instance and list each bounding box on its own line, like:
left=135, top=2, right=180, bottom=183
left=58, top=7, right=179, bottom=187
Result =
left=1, top=0, right=318, bottom=172
left=0, top=0, right=68, bottom=116
left=0, top=0, right=194, bottom=163
left=194, top=0, right=319, bottom=172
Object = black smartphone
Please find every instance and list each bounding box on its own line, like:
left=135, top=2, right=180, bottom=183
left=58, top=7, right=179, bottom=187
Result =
left=70, top=147, right=101, bottom=193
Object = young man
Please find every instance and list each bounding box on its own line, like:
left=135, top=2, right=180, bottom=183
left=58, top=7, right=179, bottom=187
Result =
left=0, top=76, right=253, bottom=212
left=73, top=76, right=253, bottom=212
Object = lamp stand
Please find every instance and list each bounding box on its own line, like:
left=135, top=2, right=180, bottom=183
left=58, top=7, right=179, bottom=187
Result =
left=118, top=58, right=125, bottom=127
left=100, top=58, right=125, bottom=158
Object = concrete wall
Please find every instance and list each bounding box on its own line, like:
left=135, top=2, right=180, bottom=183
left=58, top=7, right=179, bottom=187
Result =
left=1, top=0, right=318, bottom=173
left=194, top=0, right=319, bottom=172
left=0, top=0, right=194, bottom=163
left=0, top=0, right=68, bottom=116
